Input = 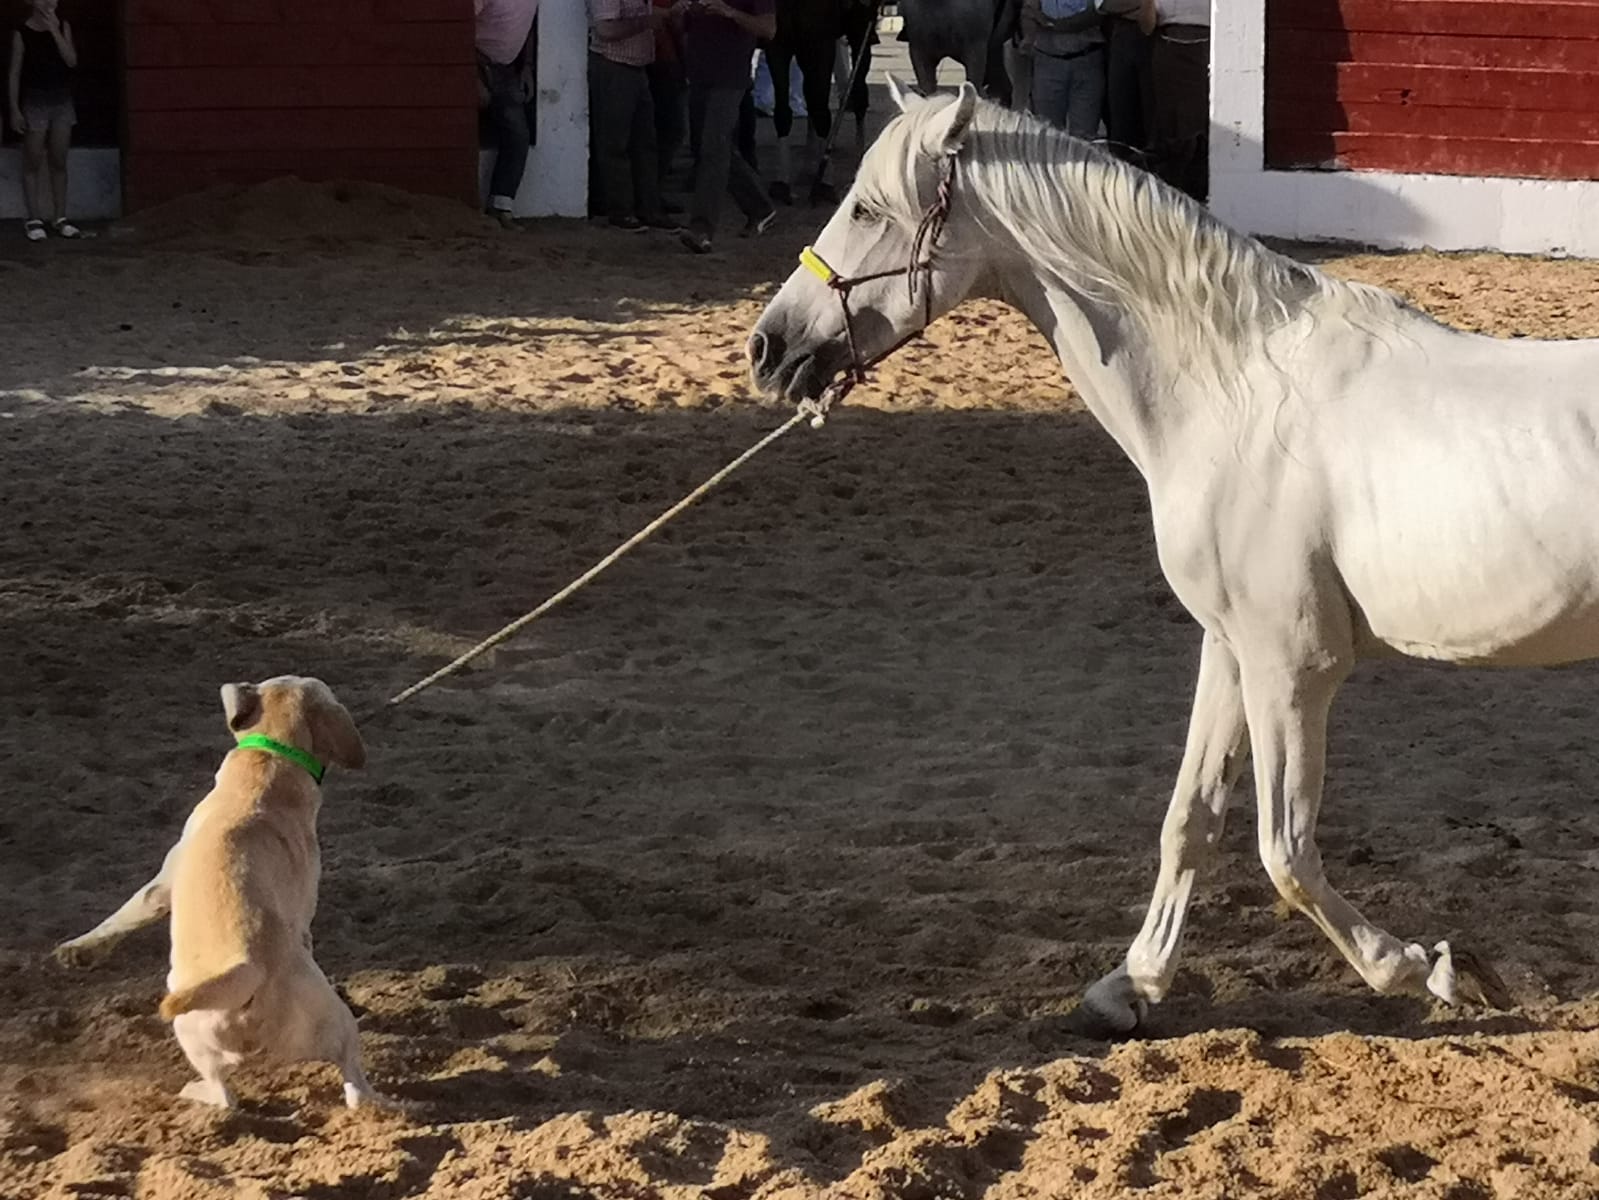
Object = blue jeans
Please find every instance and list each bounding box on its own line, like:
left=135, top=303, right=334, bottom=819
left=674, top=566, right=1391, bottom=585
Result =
left=1030, top=45, right=1105, bottom=140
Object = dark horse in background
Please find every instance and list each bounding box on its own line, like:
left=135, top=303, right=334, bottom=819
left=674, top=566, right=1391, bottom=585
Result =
left=767, top=0, right=878, bottom=204
left=898, top=0, right=1022, bottom=105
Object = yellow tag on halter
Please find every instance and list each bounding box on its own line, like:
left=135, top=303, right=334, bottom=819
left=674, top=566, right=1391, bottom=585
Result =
left=800, top=245, right=836, bottom=284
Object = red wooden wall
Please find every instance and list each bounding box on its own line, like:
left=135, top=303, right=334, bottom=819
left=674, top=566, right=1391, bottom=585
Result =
left=1, top=0, right=118, bottom=145
left=122, top=0, right=479, bottom=211
left=1267, top=0, right=1599, bottom=180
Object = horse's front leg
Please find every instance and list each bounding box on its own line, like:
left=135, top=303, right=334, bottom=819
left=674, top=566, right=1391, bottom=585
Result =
left=1241, top=654, right=1511, bottom=1009
left=1079, top=630, right=1248, bottom=1034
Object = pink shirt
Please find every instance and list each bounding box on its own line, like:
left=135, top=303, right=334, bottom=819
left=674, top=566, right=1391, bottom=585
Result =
left=475, top=0, right=540, bottom=65
left=589, top=0, right=656, bottom=67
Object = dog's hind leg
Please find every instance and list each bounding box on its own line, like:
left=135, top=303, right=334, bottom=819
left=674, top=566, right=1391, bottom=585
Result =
left=172, top=1012, right=238, bottom=1109
left=290, top=965, right=384, bottom=1109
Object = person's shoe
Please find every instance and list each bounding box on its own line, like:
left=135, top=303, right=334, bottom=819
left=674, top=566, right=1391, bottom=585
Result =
left=609, top=216, right=646, bottom=232
left=679, top=229, right=713, bottom=255
left=644, top=214, right=684, bottom=232
left=491, top=210, right=520, bottom=231
left=23, top=219, right=46, bottom=242
left=769, top=180, right=794, bottom=206
left=741, top=209, right=777, bottom=238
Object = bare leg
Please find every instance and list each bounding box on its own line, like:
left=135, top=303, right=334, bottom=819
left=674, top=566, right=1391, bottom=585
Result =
left=1080, top=631, right=1249, bottom=1032
left=53, top=839, right=182, bottom=965
left=1241, top=655, right=1506, bottom=1006
left=22, top=127, right=50, bottom=221
left=47, top=118, right=71, bottom=220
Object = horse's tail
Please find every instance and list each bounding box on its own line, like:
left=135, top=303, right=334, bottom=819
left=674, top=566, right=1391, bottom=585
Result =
left=159, top=961, right=265, bottom=1021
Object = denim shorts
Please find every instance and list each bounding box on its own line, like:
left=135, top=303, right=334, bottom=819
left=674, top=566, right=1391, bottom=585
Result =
left=21, top=89, right=76, bottom=130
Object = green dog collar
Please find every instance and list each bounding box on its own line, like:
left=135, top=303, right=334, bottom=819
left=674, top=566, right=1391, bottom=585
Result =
left=234, top=734, right=325, bottom=784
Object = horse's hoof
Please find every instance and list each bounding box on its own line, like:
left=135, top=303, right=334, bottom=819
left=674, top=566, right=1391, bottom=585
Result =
left=1426, top=940, right=1514, bottom=1011
left=1073, top=972, right=1149, bottom=1039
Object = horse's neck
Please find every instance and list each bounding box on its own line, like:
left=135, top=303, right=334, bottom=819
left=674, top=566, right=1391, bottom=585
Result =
left=995, top=266, right=1202, bottom=480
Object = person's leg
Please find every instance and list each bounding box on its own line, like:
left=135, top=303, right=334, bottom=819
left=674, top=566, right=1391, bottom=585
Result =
left=797, top=37, right=835, bottom=142
left=589, top=53, right=642, bottom=224
left=649, top=61, right=687, bottom=194
left=843, top=8, right=873, bottom=150
left=22, top=124, right=51, bottom=224
left=624, top=63, right=667, bottom=223
left=1028, top=51, right=1069, bottom=129
left=1065, top=49, right=1106, bottom=140
left=1103, top=19, right=1147, bottom=158
left=486, top=63, right=531, bottom=218
left=736, top=86, right=758, bottom=172
left=687, top=83, right=733, bottom=242
left=1150, top=32, right=1209, bottom=201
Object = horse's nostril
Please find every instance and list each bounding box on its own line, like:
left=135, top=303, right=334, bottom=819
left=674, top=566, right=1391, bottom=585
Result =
left=747, top=329, right=785, bottom=376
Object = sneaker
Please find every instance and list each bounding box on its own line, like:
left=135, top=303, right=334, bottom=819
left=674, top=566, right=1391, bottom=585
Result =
left=23, top=219, right=46, bottom=242
left=679, top=229, right=713, bottom=255
left=741, top=209, right=777, bottom=238
left=609, top=216, right=646, bottom=232
left=644, top=214, right=684, bottom=232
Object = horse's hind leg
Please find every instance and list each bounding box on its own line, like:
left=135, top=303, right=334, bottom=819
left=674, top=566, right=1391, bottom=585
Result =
left=1240, top=651, right=1510, bottom=1009
left=1079, top=631, right=1248, bottom=1034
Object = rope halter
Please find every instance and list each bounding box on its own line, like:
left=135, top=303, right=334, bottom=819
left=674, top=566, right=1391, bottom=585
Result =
left=796, top=150, right=961, bottom=425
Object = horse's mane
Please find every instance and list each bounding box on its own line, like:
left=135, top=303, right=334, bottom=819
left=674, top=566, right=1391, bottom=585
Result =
left=867, top=96, right=1421, bottom=396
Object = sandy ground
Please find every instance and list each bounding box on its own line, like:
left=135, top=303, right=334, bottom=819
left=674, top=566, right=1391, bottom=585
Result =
left=5, top=132, right=1599, bottom=1198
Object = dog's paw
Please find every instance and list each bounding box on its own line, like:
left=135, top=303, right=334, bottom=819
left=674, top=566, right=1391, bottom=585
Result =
left=344, top=1084, right=409, bottom=1114
left=179, top=1080, right=237, bottom=1109
left=51, top=938, right=110, bottom=969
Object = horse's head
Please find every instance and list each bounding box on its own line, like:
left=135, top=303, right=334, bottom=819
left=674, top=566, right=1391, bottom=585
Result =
left=748, top=80, right=988, bottom=403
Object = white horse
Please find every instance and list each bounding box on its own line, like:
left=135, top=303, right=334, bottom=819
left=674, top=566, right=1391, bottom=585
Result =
left=748, top=81, right=1599, bottom=1033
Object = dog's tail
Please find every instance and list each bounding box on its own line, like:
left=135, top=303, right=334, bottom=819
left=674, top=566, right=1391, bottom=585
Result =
left=159, top=961, right=265, bottom=1021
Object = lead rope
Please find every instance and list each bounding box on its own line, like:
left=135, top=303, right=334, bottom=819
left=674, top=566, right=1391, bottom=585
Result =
left=359, top=395, right=836, bottom=724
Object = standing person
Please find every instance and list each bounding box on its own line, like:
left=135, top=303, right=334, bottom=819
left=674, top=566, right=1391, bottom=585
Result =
left=589, top=0, right=678, bottom=232
left=679, top=0, right=777, bottom=254
left=1021, top=0, right=1104, bottom=140
left=7, top=0, right=80, bottom=242
left=1140, top=0, right=1208, bottom=201
left=475, top=0, right=540, bottom=228
left=1098, top=0, right=1152, bottom=163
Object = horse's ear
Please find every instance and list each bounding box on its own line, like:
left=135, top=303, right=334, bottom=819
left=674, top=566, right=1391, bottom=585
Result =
left=886, top=73, right=912, bottom=113
left=930, top=82, right=979, bottom=156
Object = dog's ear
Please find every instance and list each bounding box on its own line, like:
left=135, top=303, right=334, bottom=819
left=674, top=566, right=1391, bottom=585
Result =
left=221, top=683, right=261, bottom=733
left=309, top=694, right=366, bottom=770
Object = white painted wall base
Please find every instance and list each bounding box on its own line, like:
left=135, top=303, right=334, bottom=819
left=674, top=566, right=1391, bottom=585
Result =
left=479, top=3, right=587, bottom=217
left=1210, top=0, right=1599, bottom=257
left=0, top=147, right=120, bottom=220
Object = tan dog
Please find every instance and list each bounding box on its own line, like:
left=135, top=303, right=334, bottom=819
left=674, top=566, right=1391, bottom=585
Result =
left=55, top=675, right=379, bottom=1109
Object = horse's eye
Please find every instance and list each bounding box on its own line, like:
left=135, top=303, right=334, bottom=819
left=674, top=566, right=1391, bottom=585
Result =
left=851, top=201, right=874, bottom=223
